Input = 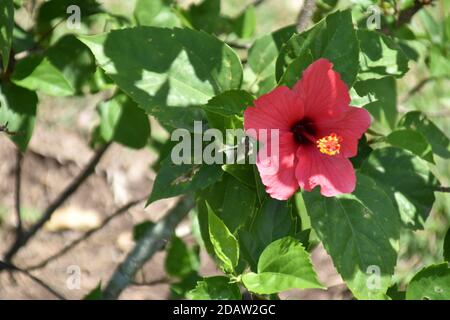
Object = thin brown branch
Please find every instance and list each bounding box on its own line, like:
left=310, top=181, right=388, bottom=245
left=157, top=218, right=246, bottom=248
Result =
left=14, top=150, right=24, bottom=237
left=296, top=0, right=316, bottom=32
left=435, top=186, right=450, bottom=193
left=131, top=276, right=170, bottom=287
left=26, top=196, right=147, bottom=271
left=396, top=0, right=434, bottom=28
left=400, top=77, right=436, bottom=103
left=103, top=196, right=195, bottom=300
left=2, top=143, right=111, bottom=264
left=0, top=260, right=66, bottom=300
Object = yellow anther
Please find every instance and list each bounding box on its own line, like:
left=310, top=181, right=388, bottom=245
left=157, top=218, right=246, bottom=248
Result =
left=316, top=133, right=342, bottom=156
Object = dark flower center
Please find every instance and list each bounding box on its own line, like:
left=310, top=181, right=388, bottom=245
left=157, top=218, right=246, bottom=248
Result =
left=291, top=118, right=317, bottom=145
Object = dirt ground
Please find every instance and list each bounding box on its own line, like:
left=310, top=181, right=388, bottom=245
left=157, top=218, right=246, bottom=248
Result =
left=0, top=96, right=350, bottom=300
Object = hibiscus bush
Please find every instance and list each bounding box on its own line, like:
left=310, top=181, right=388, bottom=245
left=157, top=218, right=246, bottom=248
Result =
left=1, top=0, right=450, bottom=300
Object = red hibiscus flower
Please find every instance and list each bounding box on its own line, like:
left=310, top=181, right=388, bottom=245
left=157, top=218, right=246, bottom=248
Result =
left=244, top=58, right=371, bottom=200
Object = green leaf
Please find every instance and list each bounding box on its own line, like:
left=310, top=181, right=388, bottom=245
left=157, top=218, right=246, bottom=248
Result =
left=12, top=56, right=75, bottom=96
left=148, top=157, right=223, bottom=204
left=134, top=0, right=180, bottom=28
left=241, top=237, right=323, bottom=294
left=247, top=25, right=296, bottom=94
left=0, top=82, right=37, bottom=151
left=357, top=29, right=410, bottom=80
left=278, top=50, right=313, bottom=87
left=79, top=27, right=242, bottom=121
left=398, top=111, right=450, bottom=159
left=83, top=282, right=103, bottom=300
left=240, top=199, right=293, bottom=271
left=231, top=5, right=256, bottom=39
left=0, top=0, right=14, bottom=71
left=184, top=0, right=221, bottom=34
left=165, top=236, right=199, bottom=278
left=170, top=272, right=202, bottom=298
left=444, top=228, right=450, bottom=262
left=221, top=164, right=255, bottom=189
left=36, top=0, right=102, bottom=33
left=386, top=129, right=434, bottom=163
left=187, top=276, right=241, bottom=300
left=46, top=35, right=97, bottom=95
left=429, top=46, right=450, bottom=78
left=198, top=173, right=257, bottom=234
left=132, top=220, right=155, bottom=241
left=203, top=90, right=254, bottom=117
left=97, top=94, right=150, bottom=149
left=353, top=77, right=397, bottom=133
left=361, top=147, right=438, bottom=230
left=303, top=173, right=400, bottom=299
left=207, top=202, right=239, bottom=273
left=406, top=263, right=450, bottom=300
left=276, top=10, right=359, bottom=87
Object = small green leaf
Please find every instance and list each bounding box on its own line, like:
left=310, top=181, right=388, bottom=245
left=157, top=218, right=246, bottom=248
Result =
left=353, top=77, right=397, bottom=133
left=398, top=111, right=450, bottom=159
left=97, top=94, right=150, bottom=149
left=148, top=157, right=223, bottom=204
left=83, top=282, right=103, bottom=300
left=0, top=82, right=37, bottom=151
left=46, top=35, right=97, bottom=95
left=12, top=56, right=75, bottom=96
left=386, top=129, right=434, bottom=163
left=303, top=173, right=400, bottom=299
left=247, top=25, right=296, bottom=95
left=276, top=10, right=359, bottom=87
left=221, top=164, right=255, bottom=189
left=231, top=5, right=256, bottom=39
left=361, top=147, right=438, bottom=230
left=207, top=202, right=239, bottom=273
left=357, top=29, right=410, bottom=80
left=406, top=263, right=450, bottom=300
left=0, top=0, right=14, bottom=71
left=203, top=90, right=254, bottom=117
left=134, top=0, right=180, bottom=28
left=198, top=174, right=257, bottom=234
left=240, top=199, right=293, bottom=271
left=165, top=236, right=199, bottom=278
left=132, top=221, right=155, bottom=241
left=444, top=228, right=450, bottom=262
left=187, top=276, right=241, bottom=300
left=241, top=237, right=323, bottom=294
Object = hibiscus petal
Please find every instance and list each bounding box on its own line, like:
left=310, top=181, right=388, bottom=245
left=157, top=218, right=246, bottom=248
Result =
left=316, top=106, right=372, bottom=158
left=295, top=145, right=356, bottom=197
left=256, top=132, right=299, bottom=200
left=293, top=58, right=350, bottom=121
left=244, top=86, right=303, bottom=138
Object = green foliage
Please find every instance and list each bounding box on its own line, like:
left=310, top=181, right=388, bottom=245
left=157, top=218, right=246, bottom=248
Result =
left=207, top=202, right=240, bottom=274
left=79, top=27, right=243, bottom=124
left=247, top=25, right=296, bottom=94
left=0, top=0, right=14, bottom=71
left=2, top=0, right=448, bottom=301
left=361, top=147, right=438, bottom=230
left=241, top=237, right=323, bottom=294
left=276, top=10, right=359, bottom=87
left=303, top=174, right=400, bottom=299
left=187, top=276, right=241, bottom=300
left=240, top=199, right=293, bottom=271
left=165, top=236, right=200, bottom=278
left=96, top=94, right=150, bottom=149
left=0, top=82, right=37, bottom=151
left=406, top=263, right=450, bottom=300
